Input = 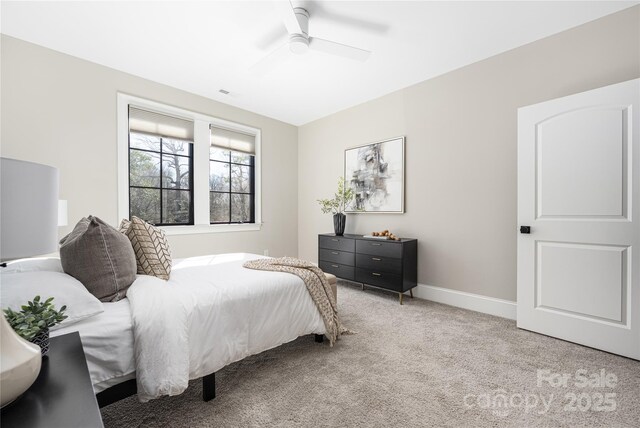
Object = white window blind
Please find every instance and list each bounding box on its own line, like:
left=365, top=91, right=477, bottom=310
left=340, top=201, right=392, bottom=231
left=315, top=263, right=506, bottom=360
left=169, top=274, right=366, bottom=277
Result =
left=210, top=126, right=255, bottom=154
left=129, top=106, right=194, bottom=141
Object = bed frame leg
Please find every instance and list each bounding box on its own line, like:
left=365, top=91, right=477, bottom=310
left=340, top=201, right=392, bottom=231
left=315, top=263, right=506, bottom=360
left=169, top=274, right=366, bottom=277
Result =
left=314, top=334, right=324, bottom=343
left=203, top=372, right=216, bottom=402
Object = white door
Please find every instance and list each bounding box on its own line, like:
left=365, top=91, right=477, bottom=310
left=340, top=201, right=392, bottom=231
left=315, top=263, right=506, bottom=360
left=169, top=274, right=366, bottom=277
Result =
left=517, top=79, right=640, bottom=360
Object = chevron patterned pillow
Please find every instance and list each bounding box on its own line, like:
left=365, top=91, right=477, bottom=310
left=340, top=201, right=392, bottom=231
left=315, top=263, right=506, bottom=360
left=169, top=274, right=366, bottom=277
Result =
left=119, top=217, right=172, bottom=280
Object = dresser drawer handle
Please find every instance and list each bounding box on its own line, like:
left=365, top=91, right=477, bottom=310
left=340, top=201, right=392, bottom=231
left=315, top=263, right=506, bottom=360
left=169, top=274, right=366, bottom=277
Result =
left=372, top=272, right=381, bottom=276
left=331, top=239, right=339, bottom=242
left=331, top=251, right=339, bottom=255
left=371, top=257, right=381, bottom=261
left=371, top=243, right=381, bottom=246
left=331, top=265, right=339, bottom=268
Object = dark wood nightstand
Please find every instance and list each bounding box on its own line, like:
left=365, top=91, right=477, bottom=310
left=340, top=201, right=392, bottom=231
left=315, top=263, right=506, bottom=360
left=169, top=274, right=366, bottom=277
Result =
left=1, top=332, right=104, bottom=428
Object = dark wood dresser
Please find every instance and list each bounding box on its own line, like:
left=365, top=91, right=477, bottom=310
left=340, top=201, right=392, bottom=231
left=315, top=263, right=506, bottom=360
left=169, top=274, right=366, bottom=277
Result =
left=318, top=233, right=417, bottom=304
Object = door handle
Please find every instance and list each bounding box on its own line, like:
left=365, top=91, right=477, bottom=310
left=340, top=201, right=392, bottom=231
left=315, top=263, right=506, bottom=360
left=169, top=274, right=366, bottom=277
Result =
left=520, top=226, right=531, bottom=234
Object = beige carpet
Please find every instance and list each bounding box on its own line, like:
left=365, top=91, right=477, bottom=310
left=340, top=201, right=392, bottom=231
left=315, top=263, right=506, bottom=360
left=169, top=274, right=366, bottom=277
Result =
left=102, top=281, right=640, bottom=427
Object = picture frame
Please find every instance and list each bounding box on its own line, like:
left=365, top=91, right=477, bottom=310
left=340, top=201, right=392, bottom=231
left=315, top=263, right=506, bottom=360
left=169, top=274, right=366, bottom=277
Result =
left=344, top=136, right=405, bottom=213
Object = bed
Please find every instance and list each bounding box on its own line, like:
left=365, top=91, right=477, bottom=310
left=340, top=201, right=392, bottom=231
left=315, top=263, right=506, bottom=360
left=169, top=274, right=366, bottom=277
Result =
left=5, top=253, right=328, bottom=405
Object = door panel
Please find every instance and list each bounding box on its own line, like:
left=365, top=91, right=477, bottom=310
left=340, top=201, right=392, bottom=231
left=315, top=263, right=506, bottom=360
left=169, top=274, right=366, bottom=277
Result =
left=536, top=242, right=626, bottom=323
left=537, top=108, right=627, bottom=218
left=517, top=79, right=639, bottom=359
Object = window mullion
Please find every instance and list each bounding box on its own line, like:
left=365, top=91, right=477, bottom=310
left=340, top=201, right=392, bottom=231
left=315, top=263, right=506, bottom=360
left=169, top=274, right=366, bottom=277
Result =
left=228, top=159, right=232, bottom=223
left=159, top=138, right=164, bottom=225
left=193, top=119, right=212, bottom=225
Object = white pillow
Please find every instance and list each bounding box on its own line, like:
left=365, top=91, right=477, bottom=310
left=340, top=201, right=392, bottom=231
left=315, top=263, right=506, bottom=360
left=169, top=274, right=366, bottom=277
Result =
left=2, top=257, right=64, bottom=274
left=0, top=271, right=104, bottom=330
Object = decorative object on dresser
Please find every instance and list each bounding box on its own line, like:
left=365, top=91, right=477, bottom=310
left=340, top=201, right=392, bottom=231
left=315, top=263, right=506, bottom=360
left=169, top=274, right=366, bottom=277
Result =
left=317, top=177, right=356, bottom=235
left=3, top=296, right=68, bottom=356
left=0, top=158, right=59, bottom=408
left=366, top=229, right=401, bottom=240
left=0, top=332, right=104, bottom=427
left=345, top=136, right=405, bottom=213
left=318, top=233, right=417, bottom=304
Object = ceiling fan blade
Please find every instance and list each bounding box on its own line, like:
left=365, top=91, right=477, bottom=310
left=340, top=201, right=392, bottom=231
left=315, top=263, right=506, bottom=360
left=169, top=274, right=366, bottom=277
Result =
left=249, top=42, right=291, bottom=76
left=309, top=37, right=371, bottom=62
left=275, top=0, right=302, bottom=35
left=255, top=25, right=288, bottom=51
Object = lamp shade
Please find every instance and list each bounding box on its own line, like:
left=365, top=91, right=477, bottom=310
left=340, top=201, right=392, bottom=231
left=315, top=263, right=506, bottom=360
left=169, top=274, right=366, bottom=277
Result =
left=1, top=158, right=59, bottom=260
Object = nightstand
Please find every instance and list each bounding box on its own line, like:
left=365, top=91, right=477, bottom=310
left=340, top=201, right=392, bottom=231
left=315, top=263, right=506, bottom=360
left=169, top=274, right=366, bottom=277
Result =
left=1, top=332, right=103, bottom=428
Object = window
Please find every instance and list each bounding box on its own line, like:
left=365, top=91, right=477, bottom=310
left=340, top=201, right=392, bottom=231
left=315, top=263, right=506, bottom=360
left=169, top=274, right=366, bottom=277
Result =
left=117, top=93, right=262, bottom=235
left=209, top=126, right=256, bottom=224
left=128, top=107, right=194, bottom=225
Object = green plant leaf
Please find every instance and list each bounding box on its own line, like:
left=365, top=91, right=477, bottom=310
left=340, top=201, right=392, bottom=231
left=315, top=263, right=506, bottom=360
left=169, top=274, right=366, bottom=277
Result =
left=5, top=295, right=66, bottom=339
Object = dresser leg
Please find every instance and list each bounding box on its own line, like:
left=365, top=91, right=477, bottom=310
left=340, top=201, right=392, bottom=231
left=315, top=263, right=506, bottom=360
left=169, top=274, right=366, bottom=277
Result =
left=361, top=283, right=365, bottom=291
left=399, top=293, right=404, bottom=305
left=410, top=288, right=414, bottom=298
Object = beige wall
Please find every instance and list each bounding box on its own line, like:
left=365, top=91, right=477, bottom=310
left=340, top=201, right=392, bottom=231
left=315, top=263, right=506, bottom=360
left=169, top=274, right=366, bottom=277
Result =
left=298, top=6, right=640, bottom=301
left=2, top=6, right=638, bottom=300
left=1, top=35, right=299, bottom=259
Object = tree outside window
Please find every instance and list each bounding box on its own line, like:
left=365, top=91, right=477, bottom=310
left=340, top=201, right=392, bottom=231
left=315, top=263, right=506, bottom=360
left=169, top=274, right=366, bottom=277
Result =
left=129, top=132, right=194, bottom=225
left=209, top=148, right=254, bottom=223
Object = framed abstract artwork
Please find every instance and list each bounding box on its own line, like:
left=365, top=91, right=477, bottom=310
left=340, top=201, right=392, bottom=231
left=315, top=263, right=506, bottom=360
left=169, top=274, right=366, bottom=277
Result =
left=344, top=136, right=405, bottom=213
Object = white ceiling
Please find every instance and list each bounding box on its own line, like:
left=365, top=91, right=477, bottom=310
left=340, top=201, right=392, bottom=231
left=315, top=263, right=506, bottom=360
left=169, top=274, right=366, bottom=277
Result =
left=1, top=1, right=637, bottom=125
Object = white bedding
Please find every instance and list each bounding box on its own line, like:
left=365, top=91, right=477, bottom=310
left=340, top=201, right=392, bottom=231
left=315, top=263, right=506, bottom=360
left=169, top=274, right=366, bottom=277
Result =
left=130, top=253, right=325, bottom=401
left=54, top=253, right=325, bottom=400
left=51, top=298, right=135, bottom=393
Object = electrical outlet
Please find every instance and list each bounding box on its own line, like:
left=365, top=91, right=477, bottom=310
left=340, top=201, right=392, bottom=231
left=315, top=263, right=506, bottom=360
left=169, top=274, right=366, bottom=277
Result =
left=263, top=249, right=269, bottom=256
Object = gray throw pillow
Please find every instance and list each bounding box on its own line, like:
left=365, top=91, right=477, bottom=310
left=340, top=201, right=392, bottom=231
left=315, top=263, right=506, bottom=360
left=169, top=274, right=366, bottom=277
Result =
left=59, top=217, right=89, bottom=246
left=60, top=216, right=137, bottom=302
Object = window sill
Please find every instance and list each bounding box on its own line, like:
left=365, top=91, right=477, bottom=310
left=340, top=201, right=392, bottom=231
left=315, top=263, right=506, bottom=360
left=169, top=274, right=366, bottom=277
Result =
left=159, top=223, right=262, bottom=236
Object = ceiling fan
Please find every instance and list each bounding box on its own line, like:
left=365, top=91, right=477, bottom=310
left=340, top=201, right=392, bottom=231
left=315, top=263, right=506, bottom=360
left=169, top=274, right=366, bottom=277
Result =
left=251, top=1, right=371, bottom=75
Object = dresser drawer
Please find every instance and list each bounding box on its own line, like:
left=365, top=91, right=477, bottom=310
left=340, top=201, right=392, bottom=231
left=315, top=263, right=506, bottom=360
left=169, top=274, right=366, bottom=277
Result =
left=355, top=268, right=403, bottom=292
left=319, top=261, right=355, bottom=281
left=356, top=253, right=402, bottom=274
left=319, top=236, right=355, bottom=252
left=356, top=239, right=402, bottom=258
left=319, top=248, right=355, bottom=266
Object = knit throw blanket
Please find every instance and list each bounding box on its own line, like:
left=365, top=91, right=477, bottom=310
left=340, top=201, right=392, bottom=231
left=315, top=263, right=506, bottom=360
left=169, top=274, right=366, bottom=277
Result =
left=243, top=257, right=342, bottom=345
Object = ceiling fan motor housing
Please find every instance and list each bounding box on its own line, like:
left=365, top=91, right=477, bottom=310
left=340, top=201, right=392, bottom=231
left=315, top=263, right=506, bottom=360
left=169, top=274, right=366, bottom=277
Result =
left=289, top=7, right=310, bottom=54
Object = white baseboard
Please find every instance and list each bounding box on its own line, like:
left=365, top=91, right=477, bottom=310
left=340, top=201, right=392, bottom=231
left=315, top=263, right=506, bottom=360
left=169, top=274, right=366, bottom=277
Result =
left=412, top=283, right=516, bottom=320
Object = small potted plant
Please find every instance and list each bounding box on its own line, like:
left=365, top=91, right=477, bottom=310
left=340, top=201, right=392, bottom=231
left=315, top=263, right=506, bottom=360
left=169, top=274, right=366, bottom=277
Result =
left=4, top=296, right=67, bottom=356
left=317, top=177, right=356, bottom=236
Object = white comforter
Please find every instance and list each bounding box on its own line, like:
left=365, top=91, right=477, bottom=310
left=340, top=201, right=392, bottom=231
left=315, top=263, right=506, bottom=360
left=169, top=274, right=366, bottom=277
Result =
left=127, top=253, right=325, bottom=402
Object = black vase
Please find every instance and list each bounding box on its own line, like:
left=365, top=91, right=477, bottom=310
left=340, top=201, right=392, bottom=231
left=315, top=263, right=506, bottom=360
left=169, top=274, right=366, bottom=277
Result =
left=333, top=213, right=346, bottom=236
left=31, top=329, right=50, bottom=356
